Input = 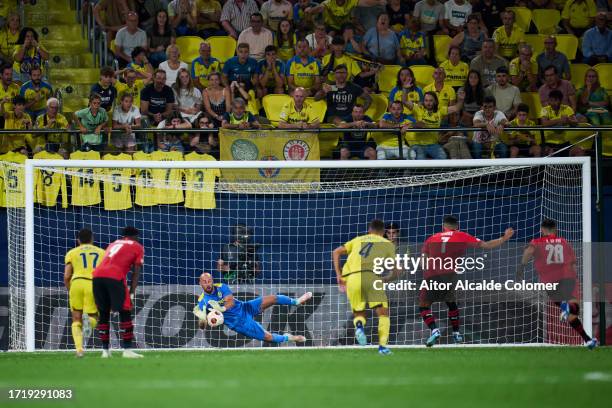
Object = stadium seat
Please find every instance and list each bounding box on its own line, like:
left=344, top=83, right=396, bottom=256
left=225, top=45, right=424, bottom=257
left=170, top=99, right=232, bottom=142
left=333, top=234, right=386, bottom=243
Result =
left=61, top=96, right=90, bottom=114
left=594, top=63, right=612, bottom=91
left=206, top=36, right=237, bottom=63
left=411, top=65, right=435, bottom=88
left=554, top=35, right=578, bottom=60
left=364, top=93, right=388, bottom=121
left=603, top=133, right=612, bottom=156
left=507, top=7, right=532, bottom=32
left=377, top=65, right=401, bottom=94
left=524, top=35, right=545, bottom=56
left=306, top=98, right=328, bottom=123
left=262, top=94, right=291, bottom=124
left=176, top=36, right=204, bottom=64
left=567, top=123, right=595, bottom=150
left=520, top=92, right=543, bottom=120
left=532, top=9, right=561, bottom=34
left=570, top=63, right=590, bottom=89
left=318, top=124, right=341, bottom=159
left=433, top=35, right=451, bottom=64
left=51, top=68, right=100, bottom=84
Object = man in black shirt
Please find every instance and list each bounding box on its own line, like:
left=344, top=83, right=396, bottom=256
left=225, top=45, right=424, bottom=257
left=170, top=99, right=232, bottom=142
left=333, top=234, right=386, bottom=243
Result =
left=140, top=69, right=175, bottom=126
left=315, top=64, right=371, bottom=123
left=335, top=104, right=377, bottom=160
left=90, top=66, right=117, bottom=113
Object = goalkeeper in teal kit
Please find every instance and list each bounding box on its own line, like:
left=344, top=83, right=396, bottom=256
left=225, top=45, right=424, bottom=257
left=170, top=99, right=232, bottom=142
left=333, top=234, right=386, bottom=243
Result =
left=194, top=272, right=312, bottom=343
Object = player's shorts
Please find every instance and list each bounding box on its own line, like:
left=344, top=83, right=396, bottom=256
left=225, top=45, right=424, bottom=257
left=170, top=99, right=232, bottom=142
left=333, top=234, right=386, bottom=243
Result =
left=69, top=278, right=97, bottom=315
left=345, top=271, right=388, bottom=312
left=242, top=297, right=263, bottom=318
left=546, top=278, right=579, bottom=302
left=92, top=277, right=132, bottom=313
left=419, top=273, right=458, bottom=304
left=230, top=316, right=267, bottom=341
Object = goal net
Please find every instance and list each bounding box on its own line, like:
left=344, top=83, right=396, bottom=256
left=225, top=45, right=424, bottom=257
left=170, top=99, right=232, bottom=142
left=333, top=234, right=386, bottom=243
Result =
left=6, top=158, right=591, bottom=351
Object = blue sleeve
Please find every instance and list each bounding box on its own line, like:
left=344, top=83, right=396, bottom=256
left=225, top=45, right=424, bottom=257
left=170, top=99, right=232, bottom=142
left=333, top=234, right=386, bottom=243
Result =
left=382, top=112, right=392, bottom=121
left=251, top=59, right=261, bottom=74
left=388, top=87, right=397, bottom=104
left=284, top=59, right=292, bottom=76
left=19, top=84, right=26, bottom=97
left=277, top=60, right=285, bottom=75
left=222, top=59, right=232, bottom=75
left=416, top=87, right=423, bottom=102
left=247, top=112, right=256, bottom=123
left=190, top=59, right=197, bottom=78
left=220, top=283, right=233, bottom=298
left=197, top=293, right=207, bottom=311
left=582, top=31, right=593, bottom=59
left=293, top=4, right=300, bottom=21
left=222, top=112, right=230, bottom=122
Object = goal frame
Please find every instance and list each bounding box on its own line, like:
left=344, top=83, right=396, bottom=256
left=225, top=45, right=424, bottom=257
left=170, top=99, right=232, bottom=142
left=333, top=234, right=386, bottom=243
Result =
left=22, top=157, right=592, bottom=352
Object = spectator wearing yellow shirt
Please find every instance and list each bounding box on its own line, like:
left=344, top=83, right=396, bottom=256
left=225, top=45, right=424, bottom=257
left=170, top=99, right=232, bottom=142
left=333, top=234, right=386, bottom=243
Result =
left=423, top=67, right=456, bottom=110
left=377, top=100, right=415, bottom=159
left=399, top=18, right=428, bottom=67
left=35, top=97, right=70, bottom=157
left=285, top=39, right=322, bottom=96
left=115, top=69, right=146, bottom=109
left=492, top=10, right=524, bottom=60
left=439, top=46, right=469, bottom=89
left=0, top=95, right=32, bottom=152
left=321, top=37, right=362, bottom=82
left=509, top=44, right=538, bottom=92
left=0, top=12, right=21, bottom=64
left=506, top=103, right=541, bottom=158
left=388, top=67, right=424, bottom=113
left=278, top=87, right=321, bottom=128
left=19, top=66, right=52, bottom=120
left=561, top=0, right=597, bottom=38
left=190, top=42, right=221, bottom=90
left=12, top=27, right=49, bottom=83
left=540, top=89, right=586, bottom=156
left=195, top=0, right=224, bottom=38
left=126, top=47, right=154, bottom=82
left=275, top=19, right=297, bottom=62
left=0, top=64, right=19, bottom=127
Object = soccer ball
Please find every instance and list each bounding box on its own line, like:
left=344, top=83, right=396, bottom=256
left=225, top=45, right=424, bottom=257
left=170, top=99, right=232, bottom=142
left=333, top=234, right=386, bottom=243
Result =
left=207, top=309, right=224, bottom=327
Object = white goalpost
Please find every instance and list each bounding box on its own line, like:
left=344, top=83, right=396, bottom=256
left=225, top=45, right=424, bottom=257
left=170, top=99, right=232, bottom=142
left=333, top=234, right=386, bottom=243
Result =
left=7, top=157, right=591, bottom=351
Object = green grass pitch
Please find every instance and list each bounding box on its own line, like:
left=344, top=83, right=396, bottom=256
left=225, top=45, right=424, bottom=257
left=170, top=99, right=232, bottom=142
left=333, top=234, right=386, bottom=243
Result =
left=1, top=347, right=611, bottom=408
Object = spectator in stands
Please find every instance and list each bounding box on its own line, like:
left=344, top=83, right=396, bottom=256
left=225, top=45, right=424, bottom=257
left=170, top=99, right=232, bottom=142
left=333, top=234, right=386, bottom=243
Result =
left=134, top=0, right=164, bottom=32
left=221, top=97, right=260, bottom=129
left=221, top=0, right=260, bottom=40
left=275, top=19, right=296, bottom=62
left=168, top=0, right=197, bottom=36
left=321, top=37, right=362, bottom=82
left=127, top=47, right=153, bottom=81
left=424, top=67, right=456, bottom=109
left=305, top=23, right=332, bottom=59
left=91, top=66, right=117, bottom=113
left=278, top=87, right=320, bottom=128
left=510, top=44, right=538, bottom=92
left=582, top=12, right=612, bottom=65
left=363, top=13, right=400, bottom=65
left=20, top=66, right=52, bottom=120
left=540, top=89, right=586, bottom=156
left=307, top=0, right=360, bottom=34
left=507, top=103, right=541, bottom=158
left=378, top=100, right=414, bottom=159
left=458, top=69, right=484, bottom=126
left=173, top=67, right=202, bottom=124
left=238, top=12, right=274, bottom=61
left=470, top=38, right=508, bottom=87
left=399, top=18, right=428, bottom=67
left=115, top=68, right=146, bottom=109
left=112, top=93, right=141, bottom=153
left=539, top=65, right=577, bottom=109
left=528, top=0, right=557, bottom=9
left=577, top=68, right=611, bottom=125
left=472, top=95, right=509, bottom=159
left=441, top=0, right=472, bottom=37
left=293, top=0, right=319, bottom=33
left=191, top=42, right=220, bottom=90
left=140, top=69, right=176, bottom=126
left=286, top=39, right=322, bottom=96
left=440, top=46, right=469, bottom=90
left=13, top=27, right=49, bottom=83
left=485, top=66, right=520, bottom=121
left=0, top=95, right=32, bottom=153
left=260, top=0, right=292, bottom=31
left=341, top=23, right=363, bottom=55
left=0, top=64, right=19, bottom=128
left=196, top=0, right=224, bottom=38
left=147, top=9, right=176, bottom=68
left=115, top=12, right=148, bottom=68
left=386, top=0, right=413, bottom=33
left=354, top=0, right=387, bottom=33
left=157, top=110, right=191, bottom=152
left=315, top=64, right=371, bottom=123
left=159, top=44, right=188, bottom=87
left=74, top=93, right=109, bottom=152
left=536, top=36, right=571, bottom=83
left=36, top=97, right=70, bottom=157
left=412, top=0, right=444, bottom=36
left=258, top=45, right=286, bottom=96
left=335, top=104, right=377, bottom=160
left=0, top=12, right=20, bottom=65
left=472, top=0, right=510, bottom=35
left=202, top=72, right=231, bottom=127
left=94, top=0, right=130, bottom=40
left=194, top=113, right=218, bottom=157
left=450, top=14, right=485, bottom=62
left=223, top=43, right=259, bottom=92
left=388, top=67, right=423, bottom=113
left=492, top=10, right=524, bottom=60
left=562, top=0, right=597, bottom=38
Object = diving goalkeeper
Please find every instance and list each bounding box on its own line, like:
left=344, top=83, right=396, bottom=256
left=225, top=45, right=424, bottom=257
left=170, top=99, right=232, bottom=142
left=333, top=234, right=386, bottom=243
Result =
left=194, top=272, right=312, bottom=344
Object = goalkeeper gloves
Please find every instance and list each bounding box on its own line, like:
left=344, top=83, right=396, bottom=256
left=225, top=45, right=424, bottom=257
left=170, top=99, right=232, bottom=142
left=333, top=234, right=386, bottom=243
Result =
left=207, top=300, right=226, bottom=313
left=193, top=305, right=207, bottom=320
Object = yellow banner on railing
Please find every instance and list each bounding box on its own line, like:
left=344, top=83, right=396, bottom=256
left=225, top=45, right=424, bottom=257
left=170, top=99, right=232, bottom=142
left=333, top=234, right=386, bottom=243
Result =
left=219, top=129, right=320, bottom=184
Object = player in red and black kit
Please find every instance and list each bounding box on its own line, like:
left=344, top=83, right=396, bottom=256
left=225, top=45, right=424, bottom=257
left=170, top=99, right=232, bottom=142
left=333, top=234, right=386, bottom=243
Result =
left=518, top=219, right=598, bottom=349
left=420, top=216, right=514, bottom=347
left=92, top=226, right=145, bottom=358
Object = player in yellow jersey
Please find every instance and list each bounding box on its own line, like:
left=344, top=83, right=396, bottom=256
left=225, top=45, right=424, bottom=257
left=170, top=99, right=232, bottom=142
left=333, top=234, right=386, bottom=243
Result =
left=64, top=228, right=106, bottom=357
left=333, top=219, right=399, bottom=355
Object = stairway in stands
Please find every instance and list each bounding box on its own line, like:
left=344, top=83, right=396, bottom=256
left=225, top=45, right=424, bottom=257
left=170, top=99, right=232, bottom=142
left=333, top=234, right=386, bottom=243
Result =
left=24, top=0, right=99, bottom=115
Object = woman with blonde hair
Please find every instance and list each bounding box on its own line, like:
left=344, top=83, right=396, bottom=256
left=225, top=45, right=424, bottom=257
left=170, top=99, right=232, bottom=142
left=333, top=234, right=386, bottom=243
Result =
left=0, top=12, right=21, bottom=64
left=577, top=68, right=611, bottom=126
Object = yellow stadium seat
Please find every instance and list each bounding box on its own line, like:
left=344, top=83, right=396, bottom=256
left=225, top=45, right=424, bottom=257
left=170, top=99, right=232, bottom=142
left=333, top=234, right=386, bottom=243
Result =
left=175, top=36, right=204, bottom=64
left=206, top=36, right=237, bottom=63
left=521, top=92, right=543, bottom=120
left=37, top=24, right=83, bottom=41
left=524, top=34, right=545, bottom=56
left=554, top=34, right=578, bottom=60
left=603, top=132, right=612, bottom=156
left=411, top=65, right=435, bottom=88
left=247, top=90, right=261, bottom=117
left=377, top=65, right=401, bottom=93
left=507, top=7, right=532, bottom=32
left=61, top=96, right=90, bottom=114
left=110, top=39, right=116, bottom=54
left=262, top=94, right=291, bottom=124
left=306, top=98, right=327, bottom=122
left=433, top=35, right=452, bottom=64
left=532, top=9, right=561, bottom=34
left=594, top=63, right=612, bottom=91
left=51, top=68, right=100, bottom=84
left=570, top=63, right=590, bottom=89
left=567, top=123, right=595, bottom=150
left=364, top=93, right=388, bottom=121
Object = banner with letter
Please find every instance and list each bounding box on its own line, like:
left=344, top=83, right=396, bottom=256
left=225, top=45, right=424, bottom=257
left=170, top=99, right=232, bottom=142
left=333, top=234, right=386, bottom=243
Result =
left=219, top=129, right=320, bottom=184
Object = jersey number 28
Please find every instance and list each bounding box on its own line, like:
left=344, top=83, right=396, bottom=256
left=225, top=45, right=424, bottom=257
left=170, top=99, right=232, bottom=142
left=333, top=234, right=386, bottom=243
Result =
left=545, top=244, right=564, bottom=264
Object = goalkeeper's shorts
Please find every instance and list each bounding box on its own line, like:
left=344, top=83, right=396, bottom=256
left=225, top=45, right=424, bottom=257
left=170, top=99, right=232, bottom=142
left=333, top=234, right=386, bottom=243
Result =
left=345, top=271, right=388, bottom=312
left=69, top=278, right=97, bottom=315
left=230, top=317, right=267, bottom=341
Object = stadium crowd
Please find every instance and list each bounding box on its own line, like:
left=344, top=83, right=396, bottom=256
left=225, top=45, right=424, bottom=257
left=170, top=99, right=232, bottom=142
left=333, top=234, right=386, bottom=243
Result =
left=0, top=0, right=611, bottom=161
